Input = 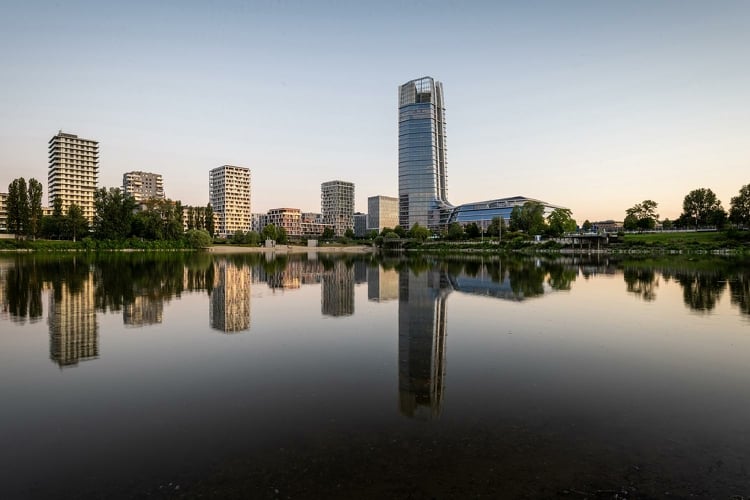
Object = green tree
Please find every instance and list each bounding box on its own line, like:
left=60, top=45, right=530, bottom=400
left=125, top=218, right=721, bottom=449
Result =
left=205, top=203, right=215, bottom=237
left=277, top=226, right=288, bottom=244
left=27, top=178, right=43, bottom=239
left=465, top=222, right=481, bottom=239
left=546, top=208, right=576, bottom=237
left=321, top=226, right=335, bottom=239
left=262, top=223, right=278, bottom=241
left=513, top=201, right=547, bottom=235
left=65, top=204, right=89, bottom=242
left=344, top=228, right=355, bottom=239
left=447, top=222, right=464, bottom=240
left=41, top=197, right=65, bottom=239
left=393, top=225, right=407, bottom=238
left=486, top=216, right=505, bottom=237
left=185, top=229, right=212, bottom=248
left=662, top=218, right=673, bottom=230
left=581, top=220, right=592, bottom=232
left=730, top=184, right=750, bottom=227
left=93, top=187, right=136, bottom=240
left=246, top=230, right=261, bottom=245
left=186, top=206, right=195, bottom=230
left=7, top=178, right=30, bottom=237
left=623, top=214, right=638, bottom=231
left=681, top=188, right=724, bottom=228
left=366, top=229, right=379, bottom=240
left=626, top=200, right=659, bottom=231
left=408, top=223, right=431, bottom=241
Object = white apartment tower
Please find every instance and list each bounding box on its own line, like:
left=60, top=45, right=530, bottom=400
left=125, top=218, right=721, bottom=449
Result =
left=209, top=165, right=251, bottom=238
left=321, top=180, right=354, bottom=237
left=123, top=171, right=165, bottom=203
left=48, top=131, right=99, bottom=222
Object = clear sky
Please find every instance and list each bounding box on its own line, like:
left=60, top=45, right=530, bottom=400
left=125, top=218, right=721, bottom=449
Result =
left=1, top=0, right=748, bottom=222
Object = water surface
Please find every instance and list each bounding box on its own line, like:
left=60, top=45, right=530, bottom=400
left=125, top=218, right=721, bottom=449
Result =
left=1, top=252, right=749, bottom=498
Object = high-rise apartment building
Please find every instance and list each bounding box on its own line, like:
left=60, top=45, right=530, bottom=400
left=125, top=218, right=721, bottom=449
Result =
left=122, top=171, right=165, bottom=203
left=398, top=77, right=451, bottom=231
left=266, top=208, right=302, bottom=237
left=321, top=180, right=354, bottom=237
left=209, top=165, right=251, bottom=238
left=367, top=195, right=399, bottom=232
left=48, top=131, right=99, bottom=222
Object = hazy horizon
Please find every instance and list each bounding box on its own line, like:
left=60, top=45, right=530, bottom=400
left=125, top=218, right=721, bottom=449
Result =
left=1, top=0, right=748, bottom=222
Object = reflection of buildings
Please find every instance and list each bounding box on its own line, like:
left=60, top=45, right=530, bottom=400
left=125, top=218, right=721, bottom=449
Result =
left=210, top=261, right=251, bottom=333
left=398, top=269, right=449, bottom=419
left=48, top=275, right=98, bottom=368
left=368, top=266, right=399, bottom=302
left=321, top=260, right=354, bottom=317
left=123, top=295, right=164, bottom=327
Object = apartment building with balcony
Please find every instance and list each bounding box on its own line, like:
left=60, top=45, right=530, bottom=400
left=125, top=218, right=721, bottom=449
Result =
left=321, top=180, right=354, bottom=237
left=122, top=171, right=165, bottom=203
left=209, top=165, right=251, bottom=238
left=48, top=131, right=99, bottom=222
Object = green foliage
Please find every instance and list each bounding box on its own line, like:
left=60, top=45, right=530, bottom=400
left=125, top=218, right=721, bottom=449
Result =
left=509, top=201, right=547, bottom=235
left=546, top=208, right=576, bottom=237
left=7, top=178, right=30, bottom=237
left=383, top=231, right=400, bottom=239
left=262, top=224, right=278, bottom=241
left=344, top=228, right=355, bottom=239
left=465, top=222, right=481, bottom=239
left=27, top=178, right=43, bottom=239
left=486, top=216, right=506, bottom=237
left=366, top=229, right=379, bottom=240
left=626, top=200, right=659, bottom=231
left=321, top=226, right=335, bottom=240
left=730, top=184, right=750, bottom=227
left=582, top=219, right=592, bottom=232
left=681, top=188, right=725, bottom=228
left=662, top=218, right=673, bottom=230
left=393, top=225, right=407, bottom=238
left=65, top=204, right=89, bottom=242
left=408, top=223, right=431, bottom=242
left=277, top=226, right=288, bottom=244
left=447, top=222, right=464, bottom=240
left=93, top=187, right=136, bottom=240
left=185, top=229, right=212, bottom=248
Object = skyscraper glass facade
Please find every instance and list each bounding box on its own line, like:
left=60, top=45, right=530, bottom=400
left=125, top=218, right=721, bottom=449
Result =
left=398, top=77, right=452, bottom=230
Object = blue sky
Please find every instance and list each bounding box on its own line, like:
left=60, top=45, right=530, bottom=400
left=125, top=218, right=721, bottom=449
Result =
left=1, top=0, right=748, bottom=222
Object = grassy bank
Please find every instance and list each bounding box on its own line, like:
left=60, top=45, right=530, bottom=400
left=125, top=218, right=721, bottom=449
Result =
left=0, top=237, right=195, bottom=252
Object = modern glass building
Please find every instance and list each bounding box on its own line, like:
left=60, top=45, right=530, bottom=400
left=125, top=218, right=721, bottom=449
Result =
left=447, top=196, right=565, bottom=227
left=398, top=77, right=452, bottom=230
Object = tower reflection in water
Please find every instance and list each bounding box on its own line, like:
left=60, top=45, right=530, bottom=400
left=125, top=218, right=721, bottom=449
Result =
left=48, top=273, right=98, bottom=368
left=210, top=260, right=251, bottom=333
left=398, top=269, right=450, bottom=420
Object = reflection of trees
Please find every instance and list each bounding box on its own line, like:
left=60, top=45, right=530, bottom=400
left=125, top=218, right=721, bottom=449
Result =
left=5, top=257, right=44, bottom=323
left=623, top=268, right=659, bottom=301
left=506, top=261, right=546, bottom=298
left=729, top=275, right=750, bottom=316
left=667, top=270, right=727, bottom=313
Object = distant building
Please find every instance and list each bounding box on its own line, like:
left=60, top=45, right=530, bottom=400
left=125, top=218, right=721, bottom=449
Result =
left=0, top=192, right=7, bottom=232
left=321, top=180, right=354, bottom=237
left=592, top=220, right=623, bottom=233
left=251, top=213, right=267, bottom=233
left=267, top=208, right=302, bottom=237
left=353, top=212, right=368, bottom=237
left=448, top=196, right=565, bottom=228
left=368, top=195, right=399, bottom=232
left=122, top=171, right=165, bottom=203
left=48, top=131, right=99, bottom=222
left=209, top=165, right=251, bottom=238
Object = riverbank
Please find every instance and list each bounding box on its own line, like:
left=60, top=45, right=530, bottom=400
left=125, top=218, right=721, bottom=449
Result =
left=208, top=244, right=374, bottom=254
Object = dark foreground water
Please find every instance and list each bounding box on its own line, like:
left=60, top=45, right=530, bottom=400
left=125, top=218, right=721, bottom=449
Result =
left=1, top=252, right=749, bottom=499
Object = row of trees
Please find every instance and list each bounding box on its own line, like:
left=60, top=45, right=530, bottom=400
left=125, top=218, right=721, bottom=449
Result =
left=6, top=178, right=44, bottom=238
left=624, top=184, right=750, bottom=231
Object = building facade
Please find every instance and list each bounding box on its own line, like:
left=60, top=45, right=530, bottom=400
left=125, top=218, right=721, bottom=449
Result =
left=0, top=192, right=7, bottom=232
left=353, top=212, right=368, bottom=237
left=209, top=165, right=251, bottom=238
left=321, top=180, right=354, bottom=237
left=367, top=195, right=399, bottom=232
left=448, top=196, right=565, bottom=228
left=48, top=131, right=99, bottom=222
left=122, top=171, right=165, bottom=203
left=266, top=208, right=302, bottom=237
left=398, top=77, right=451, bottom=231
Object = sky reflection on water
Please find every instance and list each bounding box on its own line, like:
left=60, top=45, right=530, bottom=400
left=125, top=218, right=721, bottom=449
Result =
left=1, top=253, right=749, bottom=498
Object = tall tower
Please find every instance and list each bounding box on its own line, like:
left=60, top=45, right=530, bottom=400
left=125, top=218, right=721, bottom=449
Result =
left=398, top=77, right=451, bottom=230
left=48, top=131, right=99, bottom=222
left=209, top=165, right=251, bottom=238
left=321, top=180, right=354, bottom=237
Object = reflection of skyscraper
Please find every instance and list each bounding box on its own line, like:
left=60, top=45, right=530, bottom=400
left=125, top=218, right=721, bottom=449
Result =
left=49, top=274, right=98, bottom=367
left=123, top=295, right=164, bottom=327
left=321, top=260, right=354, bottom=317
left=398, top=269, right=449, bottom=419
left=210, top=260, right=251, bottom=333
left=368, top=266, right=399, bottom=302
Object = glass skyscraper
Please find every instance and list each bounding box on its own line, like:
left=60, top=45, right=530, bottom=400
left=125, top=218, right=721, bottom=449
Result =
left=398, top=77, right=452, bottom=230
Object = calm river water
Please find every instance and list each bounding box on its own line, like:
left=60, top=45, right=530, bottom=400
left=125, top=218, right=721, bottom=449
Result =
left=1, top=252, right=749, bottom=498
